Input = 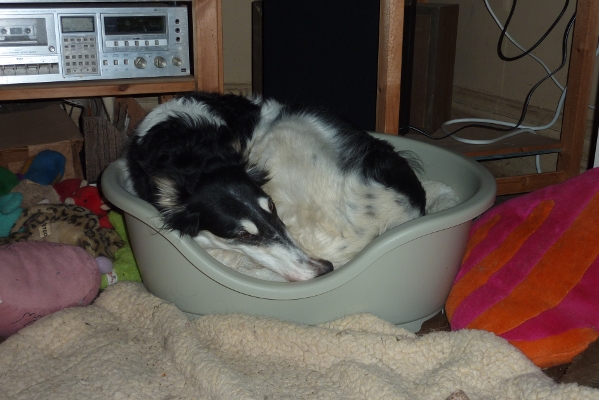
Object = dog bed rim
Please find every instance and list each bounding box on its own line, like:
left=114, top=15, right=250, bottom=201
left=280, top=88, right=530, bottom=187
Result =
left=101, top=135, right=496, bottom=299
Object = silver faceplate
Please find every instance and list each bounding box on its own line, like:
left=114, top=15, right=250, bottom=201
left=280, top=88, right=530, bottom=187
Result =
left=0, top=4, right=191, bottom=85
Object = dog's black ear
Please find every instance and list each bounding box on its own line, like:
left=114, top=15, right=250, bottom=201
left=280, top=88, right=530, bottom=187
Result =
left=245, top=163, right=270, bottom=186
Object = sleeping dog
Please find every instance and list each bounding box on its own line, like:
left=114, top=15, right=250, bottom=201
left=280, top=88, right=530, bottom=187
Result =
left=123, top=92, right=426, bottom=281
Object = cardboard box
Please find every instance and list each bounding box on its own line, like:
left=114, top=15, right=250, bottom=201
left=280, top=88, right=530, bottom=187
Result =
left=0, top=102, right=84, bottom=181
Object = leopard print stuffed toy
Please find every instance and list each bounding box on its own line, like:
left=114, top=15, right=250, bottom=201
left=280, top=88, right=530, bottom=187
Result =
left=0, top=204, right=124, bottom=260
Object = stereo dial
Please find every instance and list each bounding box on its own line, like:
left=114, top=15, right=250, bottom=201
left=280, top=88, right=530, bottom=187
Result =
left=134, top=57, right=147, bottom=69
left=172, top=57, right=182, bottom=67
left=154, top=56, right=167, bottom=69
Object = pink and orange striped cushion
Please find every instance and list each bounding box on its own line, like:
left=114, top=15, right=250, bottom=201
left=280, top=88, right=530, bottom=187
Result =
left=446, top=168, right=599, bottom=368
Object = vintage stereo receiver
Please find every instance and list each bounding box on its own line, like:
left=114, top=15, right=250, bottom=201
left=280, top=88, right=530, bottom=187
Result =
left=0, top=4, right=191, bottom=84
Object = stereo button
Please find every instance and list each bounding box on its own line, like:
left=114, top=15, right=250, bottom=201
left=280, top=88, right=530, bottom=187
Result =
left=154, top=56, right=166, bottom=68
left=134, top=57, right=147, bottom=69
left=3, top=65, right=15, bottom=76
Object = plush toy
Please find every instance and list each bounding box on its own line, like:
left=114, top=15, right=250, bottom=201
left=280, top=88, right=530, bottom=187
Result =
left=64, top=185, right=113, bottom=229
left=0, top=203, right=124, bottom=259
left=0, top=166, right=19, bottom=196
left=10, top=179, right=61, bottom=208
left=0, top=241, right=102, bottom=338
left=54, top=178, right=87, bottom=202
left=0, top=192, right=23, bottom=237
left=100, top=211, right=142, bottom=289
left=18, top=149, right=66, bottom=185
left=96, top=256, right=114, bottom=274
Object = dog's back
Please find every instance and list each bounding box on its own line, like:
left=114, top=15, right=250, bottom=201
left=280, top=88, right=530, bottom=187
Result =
left=246, top=100, right=426, bottom=266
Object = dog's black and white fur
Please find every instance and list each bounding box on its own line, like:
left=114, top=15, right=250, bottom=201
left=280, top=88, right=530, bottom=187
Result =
left=123, top=92, right=426, bottom=282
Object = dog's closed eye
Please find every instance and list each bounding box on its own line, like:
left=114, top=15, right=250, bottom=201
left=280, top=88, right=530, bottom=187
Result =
left=238, top=219, right=259, bottom=241
left=237, top=230, right=256, bottom=240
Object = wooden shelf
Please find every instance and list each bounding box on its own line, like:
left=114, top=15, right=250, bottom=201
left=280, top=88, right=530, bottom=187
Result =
left=0, top=0, right=223, bottom=100
left=404, top=129, right=562, bottom=161
left=379, top=0, right=599, bottom=195
left=0, top=76, right=197, bottom=101
left=0, top=0, right=223, bottom=183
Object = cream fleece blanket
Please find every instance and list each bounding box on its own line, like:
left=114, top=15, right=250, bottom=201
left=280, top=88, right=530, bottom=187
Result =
left=1, top=283, right=597, bottom=400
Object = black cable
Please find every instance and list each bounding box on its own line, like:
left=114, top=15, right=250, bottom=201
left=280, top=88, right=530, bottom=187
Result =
left=62, top=99, right=85, bottom=117
left=498, top=0, right=570, bottom=62
left=411, top=10, right=576, bottom=141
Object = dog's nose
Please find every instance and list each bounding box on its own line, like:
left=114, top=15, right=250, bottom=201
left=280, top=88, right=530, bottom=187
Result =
left=313, top=258, right=334, bottom=277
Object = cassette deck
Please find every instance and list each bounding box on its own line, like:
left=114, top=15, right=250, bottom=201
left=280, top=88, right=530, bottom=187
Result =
left=0, top=4, right=191, bottom=85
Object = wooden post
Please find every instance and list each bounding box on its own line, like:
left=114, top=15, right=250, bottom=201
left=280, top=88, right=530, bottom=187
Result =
left=376, top=0, right=405, bottom=134
left=557, top=0, right=599, bottom=176
left=193, top=0, right=224, bottom=93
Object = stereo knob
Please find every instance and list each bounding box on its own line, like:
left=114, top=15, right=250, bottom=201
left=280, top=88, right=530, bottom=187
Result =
left=0, top=29, right=6, bottom=35
left=172, top=57, right=182, bottom=67
left=154, top=56, right=167, bottom=69
left=134, top=57, right=147, bottom=69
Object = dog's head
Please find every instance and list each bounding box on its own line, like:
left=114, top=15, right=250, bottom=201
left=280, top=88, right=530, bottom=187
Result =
left=148, top=165, right=333, bottom=282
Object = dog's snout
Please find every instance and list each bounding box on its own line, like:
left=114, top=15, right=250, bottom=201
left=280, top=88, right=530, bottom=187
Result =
left=312, top=258, right=334, bottom=277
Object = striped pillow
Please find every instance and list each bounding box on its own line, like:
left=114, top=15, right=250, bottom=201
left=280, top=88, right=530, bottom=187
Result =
left=446, top=168, right=599, bottom=368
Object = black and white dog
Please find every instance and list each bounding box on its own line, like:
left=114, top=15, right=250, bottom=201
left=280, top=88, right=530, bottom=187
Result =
left=123, top=92, right=426, bottom=282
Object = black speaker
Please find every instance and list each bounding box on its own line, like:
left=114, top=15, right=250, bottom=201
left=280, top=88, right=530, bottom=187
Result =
left=253, top=0, right=381, bottom=131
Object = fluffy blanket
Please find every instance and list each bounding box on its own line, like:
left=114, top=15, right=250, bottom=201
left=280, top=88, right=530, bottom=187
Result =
left=0, top=283, right=596, bottom=399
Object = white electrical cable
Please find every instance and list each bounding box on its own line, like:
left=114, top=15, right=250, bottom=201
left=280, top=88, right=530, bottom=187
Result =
left=442, top=86, right=568, bottom=137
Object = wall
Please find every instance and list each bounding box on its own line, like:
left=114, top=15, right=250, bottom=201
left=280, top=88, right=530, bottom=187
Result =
left=433, top=0, right=597, bottom=112
left=222, top=0, right=254, bottom=90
